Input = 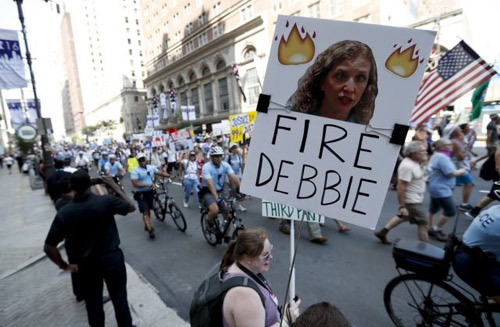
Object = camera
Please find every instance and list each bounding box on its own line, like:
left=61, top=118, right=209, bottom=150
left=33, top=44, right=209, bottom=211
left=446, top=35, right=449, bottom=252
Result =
left=91, top=177, right=105, bottom=185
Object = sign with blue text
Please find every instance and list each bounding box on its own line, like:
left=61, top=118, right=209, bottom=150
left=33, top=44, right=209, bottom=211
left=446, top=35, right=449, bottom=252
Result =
left=262, top=200, right=325, bottom=223
left=241, top=16, right=435, bottom=229
left=0, top=29, right=27, bottom=89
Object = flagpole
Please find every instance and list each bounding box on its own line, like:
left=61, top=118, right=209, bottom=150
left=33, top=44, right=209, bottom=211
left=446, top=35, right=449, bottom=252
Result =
left=15, top=0, right=54, bottom=177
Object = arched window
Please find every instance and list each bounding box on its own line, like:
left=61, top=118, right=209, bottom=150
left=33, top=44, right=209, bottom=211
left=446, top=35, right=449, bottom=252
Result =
left=216, top=60, right=226, bottom=70
left=201, top=66, right=210, bottom=77
left=159, top=84, right=165, bottom=93
left=189, top=71, right=197, bottom=82
left=168, top=82, right=174, bottom=90
left=244, top=47, right=256, bottom=60
left=151, top=88, right=157, bottom=96
left=178, top=77, right=185, bottom=87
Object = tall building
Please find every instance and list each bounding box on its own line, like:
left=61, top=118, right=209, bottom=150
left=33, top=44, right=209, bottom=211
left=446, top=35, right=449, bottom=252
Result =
left=140, top=0, right=421, bottom=130
left=60, top=12, right=85, bottom=135
left=66, top=0, right=148, bottom=138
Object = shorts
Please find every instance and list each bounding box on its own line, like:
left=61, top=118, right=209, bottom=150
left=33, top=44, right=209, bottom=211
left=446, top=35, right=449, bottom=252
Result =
left=453, top=248, right=500, bottom=296
left=134, top=190, right=154, bottom=213
left=166, top=162, right=179, bottom=173
left=455, top=172, right=473, bottom=186
left=399, top=203, right=427, bottom=226
left=487, top=181, right=500, bottom=201
left=202, top=191, right=230, bottom=214
left=429, top=196, right=457, bottom=217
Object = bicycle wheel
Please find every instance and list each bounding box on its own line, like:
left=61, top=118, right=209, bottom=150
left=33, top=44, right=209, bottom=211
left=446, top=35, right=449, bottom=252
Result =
left=200, top=212, right=218, bottom=246
left=384, top=274, right=483, bottom=327
left=169, top=202, right=187, bottom=232
left=152, top=196, right=166, bottom=221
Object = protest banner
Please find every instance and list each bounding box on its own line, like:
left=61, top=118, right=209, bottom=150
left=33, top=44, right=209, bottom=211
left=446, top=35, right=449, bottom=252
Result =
left=212, top=120, right=230, bottom=136
left=229, top=112, right=257, bottom=143
left=6, top=99, right=25, bottom=130
left=241, top=16, right=436, bottom=230
left=170, top=128, right=191, bottom=142
left=151, top=130, right=165, bottom=147
left=262, top=200, right=325, bottom=223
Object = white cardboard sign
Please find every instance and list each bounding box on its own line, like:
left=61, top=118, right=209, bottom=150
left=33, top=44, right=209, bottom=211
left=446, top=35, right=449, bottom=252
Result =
left=262, top=200, right=325, bottom=223
left=241, top=16, right=435, bottom=229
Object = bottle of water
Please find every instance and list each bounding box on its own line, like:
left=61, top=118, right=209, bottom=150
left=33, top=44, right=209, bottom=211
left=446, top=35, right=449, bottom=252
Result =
left=161, top=194, right=166, bottom=209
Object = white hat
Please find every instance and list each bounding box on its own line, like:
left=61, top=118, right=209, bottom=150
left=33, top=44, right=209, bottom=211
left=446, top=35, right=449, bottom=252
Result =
left=229, top=143, right=239, bottom=149
left=136, top=153, right=146, bottom=160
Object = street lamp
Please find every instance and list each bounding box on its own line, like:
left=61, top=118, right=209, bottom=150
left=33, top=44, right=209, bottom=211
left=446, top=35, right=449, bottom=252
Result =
left=14, top=0, right=54, bottom=177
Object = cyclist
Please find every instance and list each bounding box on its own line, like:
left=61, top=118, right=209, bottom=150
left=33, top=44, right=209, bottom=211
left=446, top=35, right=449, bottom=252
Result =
left=453, top=204, right=500, bottom=304
left=97, top=152, right=109, bottom=175
left=201, top=146, right=241, bottom=240
left=105, top=154, right=126, bottom=187
left=131, top=153, right=170, bottom=238
left=75, top=151, right=90, bottom=172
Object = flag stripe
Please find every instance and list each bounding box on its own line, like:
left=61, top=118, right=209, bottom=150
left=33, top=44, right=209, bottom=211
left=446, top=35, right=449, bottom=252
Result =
left=412, top=73, right=493, bottom=124
left=414, top=61, right=489, bottom=115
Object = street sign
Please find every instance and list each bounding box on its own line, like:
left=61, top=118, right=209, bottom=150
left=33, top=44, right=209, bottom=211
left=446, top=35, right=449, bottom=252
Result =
left=16, top=124, right=37, bottom=141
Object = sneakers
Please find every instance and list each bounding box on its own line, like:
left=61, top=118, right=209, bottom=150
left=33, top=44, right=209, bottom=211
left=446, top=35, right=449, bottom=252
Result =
left=374, top=229, right=392, bottom=245
left=465, top=207, right=480, bottom=219
left=238, top=204, right=247, bottom=212
left=458, top=203, right=473, bottom=212
left=310, top=237, right=328, bottom=244
left=183, top=200, right=188, bottom=208
left=428, top=229, right=447, bottom=242
left=148, top=228, right=155, bottom=239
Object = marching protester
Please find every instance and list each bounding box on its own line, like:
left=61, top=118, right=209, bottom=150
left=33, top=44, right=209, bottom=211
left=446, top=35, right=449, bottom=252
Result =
left=375, top=141, right=428, bottom=244
left=292, top=302, right=351, bottom=327
left=181, top=150, right=201, bottom=208
left=4, top=153, right=14, bottom=174
left=471, top=113, right=499, bottom=169
left=44, top=170, right=136, bottom=327
left=427, top=138, right=467, bottom=242
left=219, top=228, right=301, bottom=327
left=225, top=143, right=247, bottom=212
left=130, top=153, right=170, bottom=238
left=75, top=151, right=91, bottom=172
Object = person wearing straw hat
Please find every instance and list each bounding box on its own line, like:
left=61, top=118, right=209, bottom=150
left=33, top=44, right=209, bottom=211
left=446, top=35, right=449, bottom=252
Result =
left=427, top=138, right=467, bottom=242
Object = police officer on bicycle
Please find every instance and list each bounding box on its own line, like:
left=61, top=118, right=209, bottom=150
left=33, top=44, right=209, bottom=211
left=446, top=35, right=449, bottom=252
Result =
left=201, top=146, right=241, bottom=240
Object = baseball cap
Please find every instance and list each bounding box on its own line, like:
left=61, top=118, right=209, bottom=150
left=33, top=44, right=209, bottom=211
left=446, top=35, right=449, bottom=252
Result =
left=189, top=151, right=196, bottom=156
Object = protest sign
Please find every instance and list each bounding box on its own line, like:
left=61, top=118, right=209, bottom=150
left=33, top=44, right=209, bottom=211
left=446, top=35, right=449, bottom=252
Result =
left=229, top=112, right=257, bottom=143
left=212, top=120, right=230, bottom=136
left=181, top=105, right=196, bottom=121
left=262, top=200, right=325, bottom=223
left=151, top=131, right=165, bottom=147
left=241, top=16, right=435, bottom=229
left=170, top=129, right=191, bottom=142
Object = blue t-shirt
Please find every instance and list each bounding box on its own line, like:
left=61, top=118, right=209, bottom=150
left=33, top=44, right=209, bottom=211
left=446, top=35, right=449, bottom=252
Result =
left=98, top=158, right=108, bottom=172
left=105, top=161, right=123, bottom=176
left=130, top=165, right=158, bottom=191
left=201, top=161, right=234, bottom=191
left=463, top=205, right=500, bottom=261
left=427, top=152, right=456, bottom=198
left=225, top=154, right=242, bottom=178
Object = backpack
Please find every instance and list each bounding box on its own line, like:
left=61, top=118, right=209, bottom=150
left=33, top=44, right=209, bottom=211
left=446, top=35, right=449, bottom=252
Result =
left=479, top=153, right=499, bottom=181
left=190, top=269, right=266, bottom=327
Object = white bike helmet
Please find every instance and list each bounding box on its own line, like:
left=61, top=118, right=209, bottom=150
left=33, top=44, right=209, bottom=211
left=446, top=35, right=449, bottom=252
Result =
left=209, top=146, right=224, bottom=156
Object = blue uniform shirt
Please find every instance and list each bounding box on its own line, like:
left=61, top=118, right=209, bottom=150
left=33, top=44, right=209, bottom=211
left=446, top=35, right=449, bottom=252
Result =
left=463, top=205, right=500, bottom=261
left=201, top=161, right=234, bottom=191
left=427, top=152, right=456, bottom=198
left=105, top=161, right=123, bottom=176
left=130, top=165, right=158, bottom=191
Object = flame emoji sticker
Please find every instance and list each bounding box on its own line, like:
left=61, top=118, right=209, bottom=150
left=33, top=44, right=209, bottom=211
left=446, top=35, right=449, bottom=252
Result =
left=277, top=23, right=316, bottom=65
left=385, top=40, right=424, bottom=78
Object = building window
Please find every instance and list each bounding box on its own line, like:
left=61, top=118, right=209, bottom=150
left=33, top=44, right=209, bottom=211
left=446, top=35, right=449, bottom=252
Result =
left=330, top=0, right=344, bottom=16
left=180, top=91, right=187, bottom=108
left=127, top=38, right=131, bottom=44
left=198, top=13, right=207, bottom=27
left=213, top=23, right=223, bottom=38
left=131, top=70, right=135, bottom=77
left=246, top=68, right=260, bottom=105
left=244, top=47, right=257, bottom=60
left=186, top=40, right=194, bottom=53
left=218, top=78, right=229, bottom=111
left=202, top=66, right=210, bottom=77
left=199, top=32, right=208, bottom=46
left=125, top=17, right=129, bottom=23
left=129, top=49, right=133, bottom=55
left=204, top=83, right=214, bottom=114
left=189, top=71, right=197, bottom=81
left=309, top=3, right=320, bottom=18
left=191, top=87, right=200, bottom=116
left=134, top=96, right=139, bottom=102
left=216, top=60, right=226, bottom=71
left=213, top=2, right=221, bottom=16
left=184, top=3, right=191, bottom=15
left=241, top=5, right=254, bottom=22
left=273, top=0, right=283, bottom=12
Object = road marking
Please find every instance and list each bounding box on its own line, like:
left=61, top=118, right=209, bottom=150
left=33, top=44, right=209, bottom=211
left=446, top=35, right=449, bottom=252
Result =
left=171, top=182, right=182, bottom=186
left=479, top=190, right=489, bottom=193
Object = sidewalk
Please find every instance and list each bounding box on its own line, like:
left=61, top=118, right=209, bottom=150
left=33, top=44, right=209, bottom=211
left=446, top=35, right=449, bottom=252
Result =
left=0, top=167, right=188, bottom=327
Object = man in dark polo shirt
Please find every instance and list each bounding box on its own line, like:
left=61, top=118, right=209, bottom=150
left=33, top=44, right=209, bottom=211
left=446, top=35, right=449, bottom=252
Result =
left=44, top=170, right=136, bottom=327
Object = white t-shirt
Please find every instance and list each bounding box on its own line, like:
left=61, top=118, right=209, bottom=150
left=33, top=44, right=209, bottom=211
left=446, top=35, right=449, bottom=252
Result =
left=398, top=157, right=426, bottom=204
left=75, top=156, right=89, bottom=167
left=182, top=159, right=198, bottom=180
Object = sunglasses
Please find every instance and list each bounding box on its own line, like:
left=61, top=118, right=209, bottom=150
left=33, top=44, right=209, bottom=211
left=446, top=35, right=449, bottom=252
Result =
left=261, top=245, right=273, bottom=261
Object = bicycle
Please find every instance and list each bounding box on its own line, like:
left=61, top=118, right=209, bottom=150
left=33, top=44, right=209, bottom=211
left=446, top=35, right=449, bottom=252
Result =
left=151, top=177, right=187, bottom=232
left=200, top=193, right=246, bottom=246
left=383, top=229, right=499, bottom=326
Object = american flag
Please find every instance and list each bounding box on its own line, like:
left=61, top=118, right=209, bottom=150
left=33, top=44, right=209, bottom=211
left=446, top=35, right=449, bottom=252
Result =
left=410, top=41, right=497, bottom=125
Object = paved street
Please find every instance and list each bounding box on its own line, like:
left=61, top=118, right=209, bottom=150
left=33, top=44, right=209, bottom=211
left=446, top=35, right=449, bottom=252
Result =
left=0, top=153, right=496, bottom=327
left=113, top=154, right=495, bottom=327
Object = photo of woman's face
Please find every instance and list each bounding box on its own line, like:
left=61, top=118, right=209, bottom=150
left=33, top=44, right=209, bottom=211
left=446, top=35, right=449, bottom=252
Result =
left=319, top=55, right=371, bottom=119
